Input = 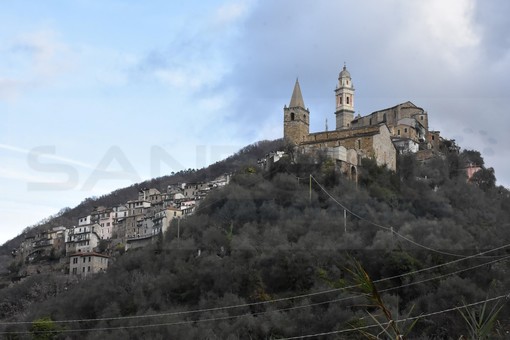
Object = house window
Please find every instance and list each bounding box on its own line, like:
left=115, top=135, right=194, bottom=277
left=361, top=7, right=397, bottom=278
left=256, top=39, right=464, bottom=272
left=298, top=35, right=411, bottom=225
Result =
left=432, top=135, right=435, bottom=140
left=397, top=129, right=401, bottom=136
left=404, top=128, right=408, bottom=133
left=83, top=258, right=86, bottom=263
left=72, top=268, right=77, bottom=274
left=82, top=267, right=85, bottom=272
left=73, top=258, right=78, bottom=264
left=87, top=266, right=91, bottom=272
left=89, top=257, right=91, bottom=262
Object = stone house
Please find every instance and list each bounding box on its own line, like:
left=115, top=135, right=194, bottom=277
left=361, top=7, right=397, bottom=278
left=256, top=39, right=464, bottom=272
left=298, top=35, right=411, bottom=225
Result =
left=69, top=252, right=108, bottom=277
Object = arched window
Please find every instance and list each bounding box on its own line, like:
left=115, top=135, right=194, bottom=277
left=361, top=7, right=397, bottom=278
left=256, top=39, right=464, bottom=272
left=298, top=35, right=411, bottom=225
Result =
left=346, top=96, right=350, bottom=104
left=339, top=97, right=343, bottom=105
left=290, top=112, right=295, bottom=121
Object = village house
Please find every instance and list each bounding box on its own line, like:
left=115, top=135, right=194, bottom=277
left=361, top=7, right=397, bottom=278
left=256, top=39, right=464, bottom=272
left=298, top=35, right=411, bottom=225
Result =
left=65, top=225, right=100, bottom=255
left=69, top=252, right=108, bottom=277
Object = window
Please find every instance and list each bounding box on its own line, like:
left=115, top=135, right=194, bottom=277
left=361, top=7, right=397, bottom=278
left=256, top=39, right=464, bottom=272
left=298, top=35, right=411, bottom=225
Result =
left=290, top=112, right=295, bottom=121
left=83, top=258, right=86, bottom=263
left=369, top=118, right=372, bottom=125
left=82, top=267, right=85, bottom=272
left=346, top=96, right=350, bottom=104
left=73, top=258, right=78, bottom=264
left=432, top=135, right=435, bottom=140
left=72, top=268, right=77, bottom=274
left=89, top=257, right=91, bottom=262
left=404, top=128, right=408, bottom=133
left=87, top=266, right=91, bottom=272
left=420, top=116, right=424, bottom=121
left=397, top=129, right=401, bottom=136
left=339, top=97, right=343, bottom=105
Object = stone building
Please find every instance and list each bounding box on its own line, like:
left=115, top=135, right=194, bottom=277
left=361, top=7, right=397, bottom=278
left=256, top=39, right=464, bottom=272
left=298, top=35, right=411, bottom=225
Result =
left=69, top=252, right=108, bottom=277
left=283, top=65, right=441, bottom=174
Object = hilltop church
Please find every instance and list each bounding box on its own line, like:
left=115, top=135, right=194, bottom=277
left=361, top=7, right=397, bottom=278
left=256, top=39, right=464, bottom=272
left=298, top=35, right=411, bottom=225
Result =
left=283, top=65, right=442, bottom=178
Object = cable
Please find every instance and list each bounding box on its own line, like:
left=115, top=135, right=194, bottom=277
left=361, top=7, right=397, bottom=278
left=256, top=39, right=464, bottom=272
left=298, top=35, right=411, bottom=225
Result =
left=277, top=293, right=510, bottom=339
left=1, top=253, right=508, bottom=333
left=1, top=243, right=508, bottom=327
left=310, top=175, right=501, bottom=258
left=1, top=243, right=507, bottom=327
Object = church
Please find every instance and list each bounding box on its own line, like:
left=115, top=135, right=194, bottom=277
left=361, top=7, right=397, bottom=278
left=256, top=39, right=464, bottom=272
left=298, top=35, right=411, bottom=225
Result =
left=283, top=65, right=441, bottom=178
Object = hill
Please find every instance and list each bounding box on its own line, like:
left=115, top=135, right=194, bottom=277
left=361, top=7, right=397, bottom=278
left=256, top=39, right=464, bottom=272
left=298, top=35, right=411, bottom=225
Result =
left=1, top=142, right=510, bottom=339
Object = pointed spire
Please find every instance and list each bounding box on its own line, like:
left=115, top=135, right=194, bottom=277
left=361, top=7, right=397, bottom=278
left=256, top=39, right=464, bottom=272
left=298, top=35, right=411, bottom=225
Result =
left=289, top=78, right=305, bottom=108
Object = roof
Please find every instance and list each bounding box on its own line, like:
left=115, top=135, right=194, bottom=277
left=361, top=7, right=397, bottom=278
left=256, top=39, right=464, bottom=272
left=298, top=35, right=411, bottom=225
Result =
left=339, top=64, right=351, bottom=78
left=369, top=101, right=422, bottom=116
left=289, top=79, right=305, bottom=108
left=69, top=252, right=109, bottom=259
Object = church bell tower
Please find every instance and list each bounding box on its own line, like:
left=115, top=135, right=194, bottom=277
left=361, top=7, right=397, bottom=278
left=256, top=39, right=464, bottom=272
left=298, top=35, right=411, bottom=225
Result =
left=335, top=64, right=355, bottom=130
left=284, top=79, right=309, bottom=145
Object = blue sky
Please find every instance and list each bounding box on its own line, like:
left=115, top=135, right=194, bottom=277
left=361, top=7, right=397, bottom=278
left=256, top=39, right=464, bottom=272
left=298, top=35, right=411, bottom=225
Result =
left=1, top=0, right=509, bottom=244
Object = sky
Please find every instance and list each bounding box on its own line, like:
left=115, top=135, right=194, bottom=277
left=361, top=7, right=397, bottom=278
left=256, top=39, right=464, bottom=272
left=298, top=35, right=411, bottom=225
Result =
left=1, top=0, right=509, bottom=244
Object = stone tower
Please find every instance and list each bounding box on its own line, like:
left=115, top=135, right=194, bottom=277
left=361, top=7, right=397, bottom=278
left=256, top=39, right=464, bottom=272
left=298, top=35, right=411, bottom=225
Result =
left=284, top=79, right=310, bottom=145
left=335, top=64, right=355, bottom=130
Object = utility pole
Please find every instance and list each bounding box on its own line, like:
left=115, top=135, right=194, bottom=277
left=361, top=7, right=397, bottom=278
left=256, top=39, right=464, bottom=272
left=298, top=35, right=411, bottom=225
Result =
left=344, top=209, right=347, bottom=233
left=309, top=175, right=312, bottom=203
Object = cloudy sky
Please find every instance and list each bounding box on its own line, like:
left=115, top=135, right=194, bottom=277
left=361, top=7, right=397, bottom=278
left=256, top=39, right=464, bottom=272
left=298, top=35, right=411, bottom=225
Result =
left=1, top=0, right=509, bottom=244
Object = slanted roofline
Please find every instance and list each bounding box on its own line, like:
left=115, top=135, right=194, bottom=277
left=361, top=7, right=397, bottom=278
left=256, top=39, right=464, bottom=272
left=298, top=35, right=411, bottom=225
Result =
left=368, top=101, right=423, bottom=116
left=289, top=78, right=306, bottom=108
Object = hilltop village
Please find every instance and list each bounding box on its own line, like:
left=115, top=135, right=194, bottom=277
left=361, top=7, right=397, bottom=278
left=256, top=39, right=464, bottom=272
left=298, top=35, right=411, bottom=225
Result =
left=262, top=65, right=458, bottom=180
left=12, top=174, right=230, bottom=277
left=10, top=66, right=467, bottom=280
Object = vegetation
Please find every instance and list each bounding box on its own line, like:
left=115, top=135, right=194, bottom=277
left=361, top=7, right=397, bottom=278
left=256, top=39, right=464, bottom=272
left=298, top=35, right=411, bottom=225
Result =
left=1, top=143, right=510, bottom=339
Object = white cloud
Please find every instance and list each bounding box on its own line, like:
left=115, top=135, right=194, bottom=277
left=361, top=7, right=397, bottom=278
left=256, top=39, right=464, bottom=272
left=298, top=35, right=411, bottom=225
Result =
left=213, top=1, right=252, bottom=27
left=0, top=29, right=76, bottom=100
left=397, top=0, right=480, bottom=70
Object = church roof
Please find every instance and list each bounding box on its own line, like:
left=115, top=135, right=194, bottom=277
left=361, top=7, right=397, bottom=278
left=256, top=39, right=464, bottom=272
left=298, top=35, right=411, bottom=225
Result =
left=289, top=79, right=305, bottom=108
left=339, top=65, right=351, bottom=78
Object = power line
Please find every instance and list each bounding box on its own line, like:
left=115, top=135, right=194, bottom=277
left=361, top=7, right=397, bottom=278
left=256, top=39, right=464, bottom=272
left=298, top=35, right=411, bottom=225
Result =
left=310, top=175, right=502, bottom=258
left=1, top=243, right=507, bottom=327
left=277, top=293, right=510, bottom=339
left=1, top=243, right=508, bottom=327
left=1, top=253, right=508, bottom=334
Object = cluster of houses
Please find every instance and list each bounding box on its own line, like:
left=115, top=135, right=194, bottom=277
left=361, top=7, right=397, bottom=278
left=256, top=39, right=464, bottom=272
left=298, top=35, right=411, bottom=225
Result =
left=14, top=174, right=231, bottom=277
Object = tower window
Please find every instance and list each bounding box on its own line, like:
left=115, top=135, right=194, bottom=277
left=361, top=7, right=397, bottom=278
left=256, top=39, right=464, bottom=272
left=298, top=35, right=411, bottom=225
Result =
left=346, top=96, right=350, bottom=104
left=290, top=112, right=295, bottom=121
left=339, top=97, right=343, bottom=105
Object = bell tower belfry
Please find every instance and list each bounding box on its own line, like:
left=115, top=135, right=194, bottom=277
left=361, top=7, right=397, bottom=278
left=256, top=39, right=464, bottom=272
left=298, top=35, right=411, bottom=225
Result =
left=335, top=64, right=355, bottom=130
left=284, top=79, right=310, bottom=145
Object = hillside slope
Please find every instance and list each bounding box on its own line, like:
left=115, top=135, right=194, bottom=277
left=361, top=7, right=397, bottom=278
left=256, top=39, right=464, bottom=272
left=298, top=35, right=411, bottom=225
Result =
left=1, top=147, right=509, bottom=339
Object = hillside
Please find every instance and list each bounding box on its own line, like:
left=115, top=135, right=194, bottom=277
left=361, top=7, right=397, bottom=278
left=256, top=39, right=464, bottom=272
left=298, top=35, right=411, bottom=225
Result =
left=0, top=144, right=509, bottom=339
left=0, top=139, right=284, bottom=258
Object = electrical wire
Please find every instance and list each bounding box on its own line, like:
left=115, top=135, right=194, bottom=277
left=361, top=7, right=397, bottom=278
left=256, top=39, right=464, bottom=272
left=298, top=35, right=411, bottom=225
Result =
left=310, top=174, right=502, bottom=258
left=277, top=293, right=510, bottom=339
left=1, top=253, right=508, bottom=334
